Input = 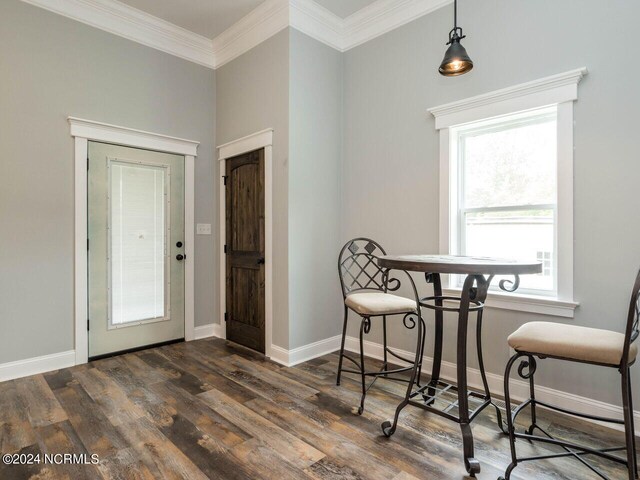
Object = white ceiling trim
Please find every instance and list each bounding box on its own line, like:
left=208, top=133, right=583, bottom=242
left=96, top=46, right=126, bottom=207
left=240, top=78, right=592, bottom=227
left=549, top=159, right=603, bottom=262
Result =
left=212, top=0, right=289, bottom=69
left=343, top=0, right=453, bottom=51
left=22, top=0, right=454, bottom=68
left=21, top=0, right=215, bottom=68
left=289, top=0, right=453, bottom=53
left=289, top=0, right=344, bottom=51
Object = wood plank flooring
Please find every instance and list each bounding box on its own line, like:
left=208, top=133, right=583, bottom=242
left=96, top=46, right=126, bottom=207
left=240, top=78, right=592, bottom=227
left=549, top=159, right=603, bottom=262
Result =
left=0, top=338, right=633, bottom=479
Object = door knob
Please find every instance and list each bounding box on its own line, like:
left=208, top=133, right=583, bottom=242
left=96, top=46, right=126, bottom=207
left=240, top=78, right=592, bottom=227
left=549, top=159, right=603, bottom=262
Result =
left=257, top=257, right=265, bottom=265
left=176, top=254, right=186, bottom=261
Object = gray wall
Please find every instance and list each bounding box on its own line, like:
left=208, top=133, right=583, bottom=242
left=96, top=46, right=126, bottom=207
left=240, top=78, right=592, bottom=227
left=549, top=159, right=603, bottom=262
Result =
left=289, top=30, right=343, bottom=349
left=216, top=30, right=290, bottom=348
left=3, top=0, right=639, bottom=409
left=0, top=0, right=216, bottom=364
left=343, top=0, right=640, bottom=405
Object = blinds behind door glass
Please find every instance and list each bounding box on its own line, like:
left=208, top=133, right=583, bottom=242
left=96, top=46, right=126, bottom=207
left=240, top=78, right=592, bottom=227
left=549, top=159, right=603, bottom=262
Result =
left=110, top=161, right=167, bottom=325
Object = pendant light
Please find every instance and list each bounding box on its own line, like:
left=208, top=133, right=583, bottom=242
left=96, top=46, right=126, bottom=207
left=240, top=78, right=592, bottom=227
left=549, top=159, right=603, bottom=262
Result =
left=438, top=0, right=473, bottom=76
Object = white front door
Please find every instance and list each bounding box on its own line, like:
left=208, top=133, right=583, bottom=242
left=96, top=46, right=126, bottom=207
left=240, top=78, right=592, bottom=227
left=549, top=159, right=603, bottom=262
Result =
left=88, top=142, right=185, bottom=358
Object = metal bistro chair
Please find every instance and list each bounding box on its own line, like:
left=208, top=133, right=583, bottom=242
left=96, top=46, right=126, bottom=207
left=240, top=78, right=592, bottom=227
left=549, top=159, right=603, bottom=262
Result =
left=336, top=238, right=426, bottom=415
left=500, top=268, right=640, bottom=480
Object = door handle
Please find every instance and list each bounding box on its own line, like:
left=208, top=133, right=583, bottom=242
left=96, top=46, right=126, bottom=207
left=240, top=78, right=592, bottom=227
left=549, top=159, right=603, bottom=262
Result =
left=257, top=257, right=265, bottom=265
left=176, top=254, right=186, bottom=261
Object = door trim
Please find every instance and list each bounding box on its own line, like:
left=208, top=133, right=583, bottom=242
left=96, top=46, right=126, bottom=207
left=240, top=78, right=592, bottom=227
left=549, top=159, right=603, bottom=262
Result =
left=70, top=117, right=199, bottom=365
left=217, top=129, right=273, bottom=358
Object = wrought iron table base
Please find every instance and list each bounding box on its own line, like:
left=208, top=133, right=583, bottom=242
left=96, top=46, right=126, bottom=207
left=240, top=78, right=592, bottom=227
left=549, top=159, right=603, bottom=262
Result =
left=381, top=273, right=514, bottom=477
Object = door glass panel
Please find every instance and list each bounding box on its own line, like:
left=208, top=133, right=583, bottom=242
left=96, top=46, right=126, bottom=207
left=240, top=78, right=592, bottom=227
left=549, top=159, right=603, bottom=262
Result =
left=109, top=160, right=168, bottom=326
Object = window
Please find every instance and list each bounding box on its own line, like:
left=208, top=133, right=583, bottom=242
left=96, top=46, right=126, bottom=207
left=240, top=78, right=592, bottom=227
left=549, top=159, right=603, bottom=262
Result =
left=453, top=107, right=557, bottom=295
left=429, top=68, right=586, bottom=317
left=109, top=160, right=169, bottom=327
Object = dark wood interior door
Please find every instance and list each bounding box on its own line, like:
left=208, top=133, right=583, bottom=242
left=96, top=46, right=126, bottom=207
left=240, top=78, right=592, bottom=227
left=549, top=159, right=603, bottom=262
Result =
left=225, top=149, right=265, bottom=353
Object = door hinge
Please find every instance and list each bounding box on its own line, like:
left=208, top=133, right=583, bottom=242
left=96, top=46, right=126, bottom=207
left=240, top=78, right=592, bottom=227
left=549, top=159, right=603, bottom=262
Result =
left=224, top=244, right=227, bottom=254
left=87, top=319, right=90, bottom=331
left=224, top=312, right=229, bottom=322
left=222, top=175, right=228, bottom=186
left=87, top=156, right=89, bottom=170
left=87, top=238, right=89, bottom=251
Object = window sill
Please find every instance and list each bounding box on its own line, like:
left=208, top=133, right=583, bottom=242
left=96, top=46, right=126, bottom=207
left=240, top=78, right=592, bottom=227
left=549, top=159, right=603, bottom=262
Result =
left=441, top=288, right=579, bottom=318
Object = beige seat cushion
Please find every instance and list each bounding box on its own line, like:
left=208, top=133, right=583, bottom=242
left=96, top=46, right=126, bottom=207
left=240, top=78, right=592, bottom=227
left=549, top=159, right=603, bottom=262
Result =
left=508, top=321, right=637, bottom=366
left=345, top=292, right=417, bottom=316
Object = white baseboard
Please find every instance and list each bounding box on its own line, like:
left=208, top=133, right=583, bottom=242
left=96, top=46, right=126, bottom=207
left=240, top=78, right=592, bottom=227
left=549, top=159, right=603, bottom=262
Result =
left=0, top=322, right=220, bottom=384
left=270, top=335, right=342, bottom=367
left=344, top=336, right=639, bottom=431
left=191, top=323, right=343, bottom=368
left=269, top=344, right=290, bottom=366
left=194, top=322, right=225, bottom=340
left=0, top=350, right=76, bottom=382
left=192, top=322, right=343, bottom=368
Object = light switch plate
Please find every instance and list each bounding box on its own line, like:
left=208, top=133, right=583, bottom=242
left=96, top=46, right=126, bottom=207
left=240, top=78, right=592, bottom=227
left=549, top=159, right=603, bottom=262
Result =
left=196, top=223, right=211, bottom=235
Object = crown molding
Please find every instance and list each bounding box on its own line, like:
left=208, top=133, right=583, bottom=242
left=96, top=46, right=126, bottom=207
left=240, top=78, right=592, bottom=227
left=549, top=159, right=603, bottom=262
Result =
left=343, top=0, right=452, bottom=51
left=289, top=0, right=454, bottom=53
left=21, top=0, right=457, bottom=69
left=212, top=0, right=289, bottom=69
left=289, top=0, right=344, bottom=51
left=21, top=0, right=215, bottom=68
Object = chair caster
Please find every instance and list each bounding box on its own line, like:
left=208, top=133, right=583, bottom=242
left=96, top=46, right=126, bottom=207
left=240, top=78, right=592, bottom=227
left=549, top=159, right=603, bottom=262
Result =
left=465, top=458, right=481, bottom=477
left=525, top=424, right=535, bottom=435
left=357, top=406, right=364, bottom=415
left=381, top=420, right=394, bottom=437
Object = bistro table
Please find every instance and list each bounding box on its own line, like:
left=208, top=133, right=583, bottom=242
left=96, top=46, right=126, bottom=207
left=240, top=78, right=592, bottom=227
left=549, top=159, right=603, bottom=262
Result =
left=376, top=255, right=542, bottom=477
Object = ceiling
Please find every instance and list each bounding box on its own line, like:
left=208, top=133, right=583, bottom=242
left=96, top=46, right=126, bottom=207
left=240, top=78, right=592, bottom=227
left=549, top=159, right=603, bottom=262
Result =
left=118, top=0, right=380, bottom=40
left=118, top=0, right=267, bottom=39
left=314, top=0, right=377, bottom=18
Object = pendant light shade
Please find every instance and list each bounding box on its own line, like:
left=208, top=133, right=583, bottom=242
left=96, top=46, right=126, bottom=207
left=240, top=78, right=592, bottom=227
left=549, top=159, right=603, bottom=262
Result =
left=439, top=0, right=473, bottom=76
left=438, top=33, right=473, bottom=76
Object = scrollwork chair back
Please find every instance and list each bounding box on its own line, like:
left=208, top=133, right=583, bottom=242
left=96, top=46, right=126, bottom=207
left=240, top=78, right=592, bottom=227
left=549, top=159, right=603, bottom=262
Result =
left=338, top=238, right=400, bottom=298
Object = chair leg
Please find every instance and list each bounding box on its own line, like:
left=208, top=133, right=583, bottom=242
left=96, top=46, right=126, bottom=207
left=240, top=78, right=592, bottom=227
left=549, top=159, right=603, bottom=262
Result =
left=382, top=315, right=388, bottom=376
left=629, top=373, right=638, bottom=479
left=499, top=353, right=523, bottom=480
left=526, top=356, right=538, bottom=436
left=622, top=367, right=637, bottom=480
left=357, top=317, right=369, bottom=415
left=336, top=306, right=349, bottom=386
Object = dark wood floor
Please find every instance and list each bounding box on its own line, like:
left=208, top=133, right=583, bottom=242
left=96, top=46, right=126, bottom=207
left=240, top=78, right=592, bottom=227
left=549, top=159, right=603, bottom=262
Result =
left=0, top=338, right=632, bottom=479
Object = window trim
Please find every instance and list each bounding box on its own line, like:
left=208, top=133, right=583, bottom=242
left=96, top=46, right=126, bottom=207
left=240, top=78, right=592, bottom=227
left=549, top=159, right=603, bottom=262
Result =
left=429, top=68, right=587, bottom=318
